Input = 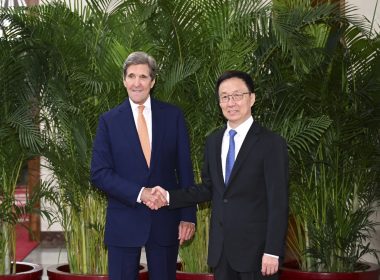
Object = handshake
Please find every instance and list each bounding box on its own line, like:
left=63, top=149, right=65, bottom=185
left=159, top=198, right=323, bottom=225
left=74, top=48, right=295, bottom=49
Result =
left=141, top=186, right=169, bottom=210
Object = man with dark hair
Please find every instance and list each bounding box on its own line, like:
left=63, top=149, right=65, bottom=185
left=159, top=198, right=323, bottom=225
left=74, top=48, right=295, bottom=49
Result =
left=150, top=70, right=289, bottom=280
left=90, top=51, right=196, bottom=280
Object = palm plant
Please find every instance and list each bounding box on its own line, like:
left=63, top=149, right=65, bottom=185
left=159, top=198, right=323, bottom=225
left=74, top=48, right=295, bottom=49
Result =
left=35, top=0, right=335, bottom=274
left=0, top=5, right=53, bottom=274
left=155, top=0, right=379, bottom=273
left=3, top=0, right=378, bottom=276
left=289, top=144, right=379, bottom=272
left=135, top=0, right=261, bottom=272
left=1, top=0, right=131, bottom=274
left=27, top=1, right=129, bottom=274
left=280, top=1, right=380, bottom=272
left=136, top=0, right=339, bottom=273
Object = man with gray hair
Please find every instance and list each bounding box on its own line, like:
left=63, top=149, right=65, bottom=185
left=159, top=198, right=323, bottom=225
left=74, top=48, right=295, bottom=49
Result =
left=91, top=51, right=196, bottom=280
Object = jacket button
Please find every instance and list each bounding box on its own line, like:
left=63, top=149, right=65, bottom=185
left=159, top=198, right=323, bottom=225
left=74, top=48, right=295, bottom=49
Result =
left=223, top=199, right=228, bottom=203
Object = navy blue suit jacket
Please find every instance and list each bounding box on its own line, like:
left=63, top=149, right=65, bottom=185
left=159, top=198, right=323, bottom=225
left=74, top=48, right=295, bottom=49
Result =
left=90, top=98, right=196, bottom=247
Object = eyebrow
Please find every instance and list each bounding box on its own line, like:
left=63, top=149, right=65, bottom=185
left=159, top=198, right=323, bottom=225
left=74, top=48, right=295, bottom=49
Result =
left=219, top=91, right=247, bottom=95
left=127, top=73, right=149, bottom=77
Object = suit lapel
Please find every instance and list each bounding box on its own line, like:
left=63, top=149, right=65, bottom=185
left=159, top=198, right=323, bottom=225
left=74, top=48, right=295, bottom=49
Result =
left=214, top=127, right=226, bottom=189
left=226, top=122, right=261, bottom=188
left=117, top=100, right=147, bottom=166
left=150, top=99, right=164, bottom=171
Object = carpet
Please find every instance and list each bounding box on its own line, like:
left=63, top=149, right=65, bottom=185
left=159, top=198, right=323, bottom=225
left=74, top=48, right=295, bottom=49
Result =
left=15, top=223, right=39, bottom=261
left=14, top=186, right=39, bottom=261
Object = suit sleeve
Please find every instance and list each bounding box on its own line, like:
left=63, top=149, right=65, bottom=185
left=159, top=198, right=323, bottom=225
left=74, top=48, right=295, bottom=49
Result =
left=90, top=115, right=141, bottom=207
left=175, top=110, right=197, bottom=223
left=169, top=136, right=213, bottom=209
left=263, top=135, right=289, bottom=257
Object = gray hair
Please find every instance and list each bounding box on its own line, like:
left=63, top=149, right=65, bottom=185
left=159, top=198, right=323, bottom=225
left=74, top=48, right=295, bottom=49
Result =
left=123, top=51, right=157, bottom=80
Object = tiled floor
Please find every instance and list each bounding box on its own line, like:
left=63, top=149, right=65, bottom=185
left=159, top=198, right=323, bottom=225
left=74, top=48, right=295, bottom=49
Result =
left=23, top=246, right=68, bottom=280
left=23, top=246, right=147, bottom=280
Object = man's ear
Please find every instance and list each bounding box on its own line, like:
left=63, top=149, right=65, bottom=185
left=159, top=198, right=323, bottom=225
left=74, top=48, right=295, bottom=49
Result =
left=250, top=93, right=256, bottom=107
left=151, top=79, right=156, bottom=89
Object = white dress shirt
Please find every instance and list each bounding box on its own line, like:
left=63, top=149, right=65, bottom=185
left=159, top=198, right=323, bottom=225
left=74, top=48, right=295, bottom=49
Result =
left=221, top=116, right=253, bottom=181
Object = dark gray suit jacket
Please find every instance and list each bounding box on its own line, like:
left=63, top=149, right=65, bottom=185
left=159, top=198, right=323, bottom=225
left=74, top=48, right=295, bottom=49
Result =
left=169, top=121, right=289, bottom=273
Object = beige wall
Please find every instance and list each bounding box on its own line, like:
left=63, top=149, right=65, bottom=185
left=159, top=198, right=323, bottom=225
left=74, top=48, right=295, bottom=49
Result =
left=365, top=208, right=380, bottom=263
left=40, top=157, right=63, bottom=232
left=346, top=0, right=380, bottom=31
left=25, top=0, right=38, bottom=6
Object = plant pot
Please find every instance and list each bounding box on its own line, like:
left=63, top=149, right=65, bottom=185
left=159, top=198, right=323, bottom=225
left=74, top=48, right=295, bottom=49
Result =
left=0, top=262, right=43, bottom=280
left=280, top=261, right=380, bottom=280
left=47, top=263, right=148, bottom=280
left=175, top=263, right=214, bottom=280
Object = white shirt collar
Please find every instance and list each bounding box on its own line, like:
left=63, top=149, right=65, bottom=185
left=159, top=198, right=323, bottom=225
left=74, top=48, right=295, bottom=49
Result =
left=129, top=96, right=151, bottom=111
left=226, top=116, right=253, bottom=136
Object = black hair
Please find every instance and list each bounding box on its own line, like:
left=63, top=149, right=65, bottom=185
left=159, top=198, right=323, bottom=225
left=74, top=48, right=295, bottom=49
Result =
left=215, top=70, right=255, bottom=96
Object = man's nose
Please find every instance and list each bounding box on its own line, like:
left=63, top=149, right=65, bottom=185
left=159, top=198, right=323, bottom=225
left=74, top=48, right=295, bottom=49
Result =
left=133, top=77, right=142, bottom=86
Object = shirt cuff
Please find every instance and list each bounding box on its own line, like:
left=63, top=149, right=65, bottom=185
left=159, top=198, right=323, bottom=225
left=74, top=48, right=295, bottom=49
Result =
left=137, top=187, right=145, bottom=203
left=166, top=191, right=170, bottom=205
left=180, top=221, right=196, bottom=225
left=264, top=253, right=279, bottom=259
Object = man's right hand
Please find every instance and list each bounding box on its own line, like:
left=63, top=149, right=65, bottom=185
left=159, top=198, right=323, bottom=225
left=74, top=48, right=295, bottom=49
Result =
left=142, top=186, right=168, bottom=210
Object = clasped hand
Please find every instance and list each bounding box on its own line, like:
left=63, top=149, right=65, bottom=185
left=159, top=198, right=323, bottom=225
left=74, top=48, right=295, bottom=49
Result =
left=141, top=186, right=168, bottom=210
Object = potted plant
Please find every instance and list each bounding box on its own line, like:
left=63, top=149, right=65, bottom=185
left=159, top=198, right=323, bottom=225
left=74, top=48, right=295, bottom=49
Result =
left=283, top=144, right=380, bottom=280
left=26, top=2, right=148, bottom=279
left=3, top=1, right=379, bottom=280
left=0, top=4, right=53, bottom=278
left=151, top=0, right=339, bottom=278
left=0, top=149, right=46, bottom=279
left=0, top=1, right=148, bottom=278
left=117, top=0, right=343, bottom=278
left=279, top=1, right=380, bottom=279
left=153, top=0, right=380, bottom=279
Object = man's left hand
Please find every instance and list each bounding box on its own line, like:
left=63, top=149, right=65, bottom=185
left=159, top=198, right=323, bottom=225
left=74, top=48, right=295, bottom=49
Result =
left=261, top=255, right=279, bottom=276
left=178, top=221, right=195, bottom=245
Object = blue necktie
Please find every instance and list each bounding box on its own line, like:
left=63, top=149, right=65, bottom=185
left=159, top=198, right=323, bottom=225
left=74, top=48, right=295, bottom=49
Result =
left=225, top=129, right=237, bottom=185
